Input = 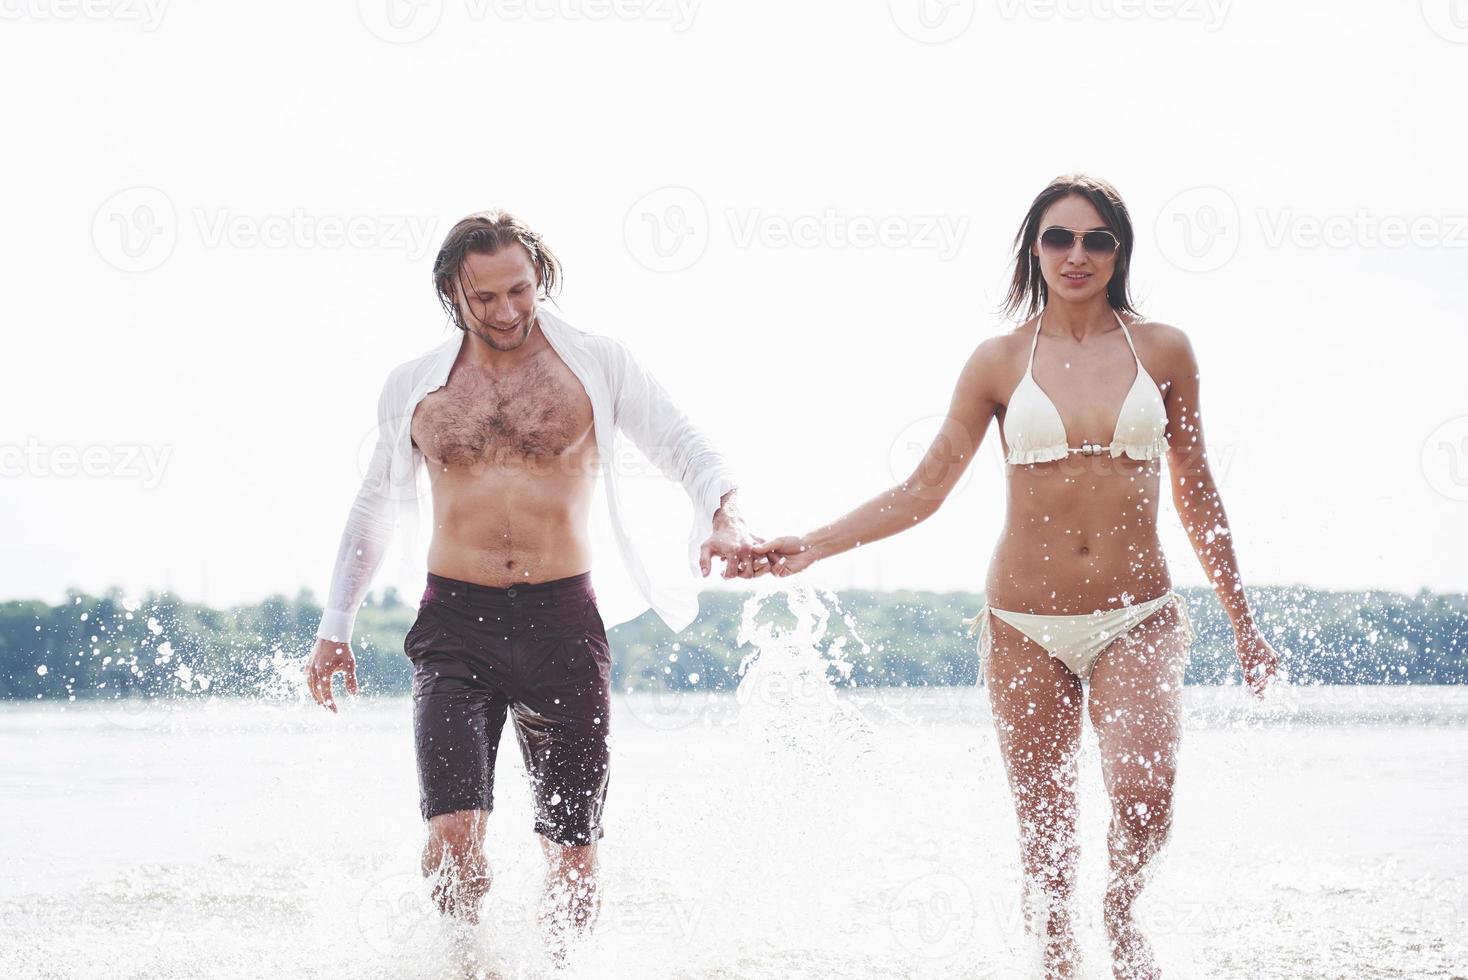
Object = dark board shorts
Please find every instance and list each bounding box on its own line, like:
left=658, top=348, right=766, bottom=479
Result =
left=405, top=570, right=611, bottom=846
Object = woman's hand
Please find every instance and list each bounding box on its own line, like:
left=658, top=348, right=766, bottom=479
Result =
left=753, top=536, right=820, bottom=577
left=1234, top=623, right=1280, bottom=698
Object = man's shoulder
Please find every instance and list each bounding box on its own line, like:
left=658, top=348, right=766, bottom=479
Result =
left=539, top=308, right=636, bottom=375
left=381, top=333, right=460, bottom=391
left=540, top=307, right=617, bottom=350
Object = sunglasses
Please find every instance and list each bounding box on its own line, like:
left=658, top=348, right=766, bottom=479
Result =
left=1038, top=226, right=1121, bottom=256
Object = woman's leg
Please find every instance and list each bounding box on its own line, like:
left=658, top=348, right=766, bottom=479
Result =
left=985, top=614, right=1086, bottom=978
left=1086, top=599, right=1191, bottom=980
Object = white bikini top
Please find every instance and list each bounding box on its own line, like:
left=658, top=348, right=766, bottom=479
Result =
left=1002, top=308, right=1168, bottom=465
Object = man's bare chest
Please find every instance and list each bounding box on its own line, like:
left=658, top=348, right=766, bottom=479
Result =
left=411, top=357, right=593, bottom=466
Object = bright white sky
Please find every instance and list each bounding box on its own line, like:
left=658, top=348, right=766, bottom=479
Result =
left=2, top=0, right=1465, bottom=611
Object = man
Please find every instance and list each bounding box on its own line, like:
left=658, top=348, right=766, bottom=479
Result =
left=303, top=210, right=764, bottom=955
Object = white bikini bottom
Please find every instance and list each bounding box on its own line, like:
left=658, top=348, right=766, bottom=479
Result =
left=963, top=590, right=1194, bottom=682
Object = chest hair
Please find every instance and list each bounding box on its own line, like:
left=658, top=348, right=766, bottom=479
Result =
left=412, top=356, right=590, bottom=466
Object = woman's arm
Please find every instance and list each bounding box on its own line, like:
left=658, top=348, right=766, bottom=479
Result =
left=758, top=339, right=1001, bottom=575
left=1161, top=325, right=1280, bottom=694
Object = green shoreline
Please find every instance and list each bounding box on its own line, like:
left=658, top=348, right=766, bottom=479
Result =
left=4, top=586, right=1466, bottom=701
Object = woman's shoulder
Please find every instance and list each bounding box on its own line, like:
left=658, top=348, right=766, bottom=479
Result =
left=1123, top=315, right=1199, bottom=381
left=956, top=321, right=1039, bottom=403
left=974, top=317, right=1040, bottom=359
left=1124, top=314, right=1189, bottom=344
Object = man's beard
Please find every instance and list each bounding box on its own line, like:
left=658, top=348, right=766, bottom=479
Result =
left=467, top=311, right=535, bottom=352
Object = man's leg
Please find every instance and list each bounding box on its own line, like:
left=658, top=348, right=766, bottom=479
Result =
left=512, top=584, right=612, bottom=955
left=413, top=674, right=510, bottom=924
left=423, top=809, right=492, bottom=921
left=538, top=837, right=600, bottom=944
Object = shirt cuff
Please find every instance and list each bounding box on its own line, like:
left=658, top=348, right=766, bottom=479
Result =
left=317, top=609, right=356, bottom=644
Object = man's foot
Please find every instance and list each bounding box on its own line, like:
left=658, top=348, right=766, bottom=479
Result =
left=441, top=916, right=501, bottom=980
left=1103, top=899, right=1160, bottom=980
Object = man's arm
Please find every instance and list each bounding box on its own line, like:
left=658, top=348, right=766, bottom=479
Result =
left=604, top=337, right=758, bottom=577
left=317, top=374, right=400, bottom=643
left=305, top=373, right=399, bottom=712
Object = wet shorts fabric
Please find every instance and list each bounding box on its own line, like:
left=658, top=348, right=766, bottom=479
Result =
left=404, top=570, right=612, bottom=846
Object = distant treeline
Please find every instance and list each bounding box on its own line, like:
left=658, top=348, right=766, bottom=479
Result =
left=2, top=585, right=1466, bottom=703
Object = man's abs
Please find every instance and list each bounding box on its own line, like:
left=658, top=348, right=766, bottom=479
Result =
left=424, top=462, right=597, bottom=586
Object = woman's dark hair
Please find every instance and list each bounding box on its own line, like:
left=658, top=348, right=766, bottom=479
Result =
left=432, top=210, right=563, bottom=331
left=1002, top=174, right=1138, bottom=321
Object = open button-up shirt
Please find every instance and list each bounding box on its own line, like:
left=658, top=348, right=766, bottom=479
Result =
left=317, top=307, right=738, bottom=644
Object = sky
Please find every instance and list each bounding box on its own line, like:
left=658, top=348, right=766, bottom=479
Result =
left=1, top=0, right=1465, bottom=611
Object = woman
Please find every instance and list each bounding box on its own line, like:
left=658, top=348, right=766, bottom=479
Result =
left=754, top=174, right=1280, bottom=979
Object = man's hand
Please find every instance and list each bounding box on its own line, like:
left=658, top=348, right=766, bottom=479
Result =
left=305, top=637, right=359, bottom=713
left=699, top=504, right=771, bottom=579
left=752, top=536, right=819, bottom=577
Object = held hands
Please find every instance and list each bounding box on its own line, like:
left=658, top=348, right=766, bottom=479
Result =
left=750, top=536, right=819, bottom=577
left=698, top=508, right=775, bottom=579
left=1235, top=622, right=1281, bottom=698
left=305, top=637, right=358, bottom=713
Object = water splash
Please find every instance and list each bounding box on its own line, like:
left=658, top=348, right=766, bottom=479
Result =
left=733, top=582, right=875, bottom=766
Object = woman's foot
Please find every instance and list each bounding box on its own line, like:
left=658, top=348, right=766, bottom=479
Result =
left=1022, top=884, right=1081, bottom=979
left=1041, top=922, right=1081, bottom=979
left=1103, top=899, right=1160, bottom=980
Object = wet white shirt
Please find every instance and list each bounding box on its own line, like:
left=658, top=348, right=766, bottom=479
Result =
left=317, top=307, right=738, bottom=644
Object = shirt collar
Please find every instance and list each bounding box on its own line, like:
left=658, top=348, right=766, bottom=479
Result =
left=418, top=308, right=584, bottom=406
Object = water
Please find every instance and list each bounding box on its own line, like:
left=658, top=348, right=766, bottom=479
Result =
left=2, top=587, right=1466, bottom=979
